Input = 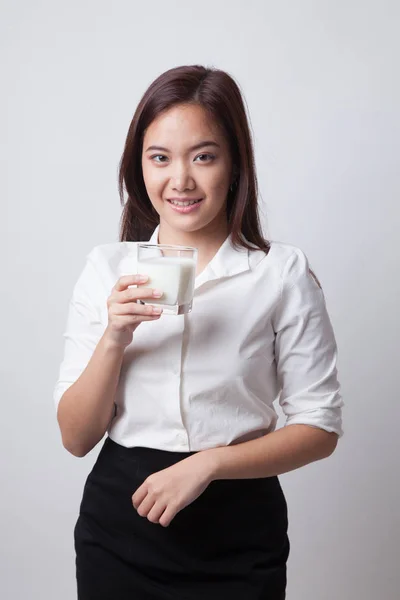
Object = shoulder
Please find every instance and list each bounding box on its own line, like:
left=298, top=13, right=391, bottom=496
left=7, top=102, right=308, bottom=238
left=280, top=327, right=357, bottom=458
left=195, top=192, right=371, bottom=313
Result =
left=87, top=241, right=139, bottom=272
left=87, top=241, right=138, bottom=264
left=250, top=240, right=310, bottom=274
left=250, top=240, right=322, bottom=297
left=79, top=241, right=139, bottom=294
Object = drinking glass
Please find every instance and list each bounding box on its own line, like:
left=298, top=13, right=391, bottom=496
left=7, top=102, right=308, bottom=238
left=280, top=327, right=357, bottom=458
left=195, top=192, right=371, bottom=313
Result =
left=136, top=243, right=198, bottom=315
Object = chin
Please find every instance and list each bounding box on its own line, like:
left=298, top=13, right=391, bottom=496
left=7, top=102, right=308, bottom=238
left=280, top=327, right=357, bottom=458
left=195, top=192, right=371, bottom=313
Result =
left=170, top=222, right=206, bottom=233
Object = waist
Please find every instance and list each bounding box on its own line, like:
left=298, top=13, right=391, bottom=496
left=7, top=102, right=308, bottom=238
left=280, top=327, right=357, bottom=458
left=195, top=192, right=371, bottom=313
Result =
left=92, top=436, right=285, bottom=500
left=108, top=413, right=277, bottom=452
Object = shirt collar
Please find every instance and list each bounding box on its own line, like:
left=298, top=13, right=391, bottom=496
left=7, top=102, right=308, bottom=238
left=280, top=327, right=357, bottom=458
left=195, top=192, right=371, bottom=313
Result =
left=148, top=224, right=250, bottom=286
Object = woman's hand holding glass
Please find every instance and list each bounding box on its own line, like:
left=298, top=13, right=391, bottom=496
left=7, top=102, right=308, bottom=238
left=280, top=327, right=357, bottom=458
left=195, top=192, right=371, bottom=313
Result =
left=104, top=274, right=163, bottom=349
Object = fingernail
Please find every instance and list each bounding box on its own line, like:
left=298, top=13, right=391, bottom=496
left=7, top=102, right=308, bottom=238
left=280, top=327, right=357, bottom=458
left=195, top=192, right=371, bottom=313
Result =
left=153, top=289, right=163, bottom=297
left=138, top=275, right=148, bottom=283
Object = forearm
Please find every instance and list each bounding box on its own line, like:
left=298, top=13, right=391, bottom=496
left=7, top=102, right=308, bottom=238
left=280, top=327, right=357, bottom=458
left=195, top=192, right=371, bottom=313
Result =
left=205, top=424, right=339, bottom=481
left=57, top=331, right=125, bottom=457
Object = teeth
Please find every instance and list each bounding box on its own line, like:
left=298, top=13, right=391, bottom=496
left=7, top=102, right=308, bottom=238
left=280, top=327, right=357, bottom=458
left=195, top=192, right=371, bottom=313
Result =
left=170, top=199, right=201, bottom=206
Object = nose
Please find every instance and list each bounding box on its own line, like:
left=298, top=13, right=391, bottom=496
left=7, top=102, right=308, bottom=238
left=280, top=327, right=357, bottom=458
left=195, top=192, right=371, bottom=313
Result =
left=171, top=161, right=195, bottom=192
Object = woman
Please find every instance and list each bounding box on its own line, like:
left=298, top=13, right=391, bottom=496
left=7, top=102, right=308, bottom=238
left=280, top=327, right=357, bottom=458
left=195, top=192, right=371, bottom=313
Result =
left=54, top=64, right=344, bottom=599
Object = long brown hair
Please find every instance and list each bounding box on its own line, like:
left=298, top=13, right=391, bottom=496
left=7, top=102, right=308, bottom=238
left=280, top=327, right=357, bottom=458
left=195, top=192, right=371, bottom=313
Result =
left=118, top=64, right=270, bottom=254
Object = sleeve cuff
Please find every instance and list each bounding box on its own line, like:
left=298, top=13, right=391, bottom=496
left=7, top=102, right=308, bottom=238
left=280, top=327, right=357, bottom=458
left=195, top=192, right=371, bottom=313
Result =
left=284, top=408, right=344, bottom=438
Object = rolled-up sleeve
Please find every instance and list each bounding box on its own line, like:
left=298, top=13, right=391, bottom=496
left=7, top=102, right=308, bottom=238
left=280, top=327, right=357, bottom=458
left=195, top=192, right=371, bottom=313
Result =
left=53, top=248, right=107, bottom=409
left=272, top=248, right=344, bottom=437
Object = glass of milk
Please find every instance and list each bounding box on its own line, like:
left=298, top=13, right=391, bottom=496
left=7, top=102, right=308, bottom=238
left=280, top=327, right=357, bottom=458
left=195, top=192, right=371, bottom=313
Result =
left=136, top=243, right=198, bottom=315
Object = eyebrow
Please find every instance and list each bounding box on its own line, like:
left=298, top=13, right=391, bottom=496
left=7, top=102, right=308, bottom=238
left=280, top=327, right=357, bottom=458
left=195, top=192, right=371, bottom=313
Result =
left=145, top=141, right=220, bottom=153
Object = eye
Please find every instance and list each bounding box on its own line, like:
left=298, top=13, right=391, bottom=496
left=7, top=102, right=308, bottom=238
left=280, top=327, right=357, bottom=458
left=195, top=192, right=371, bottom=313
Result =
left=150, top=154, right=168, bottom=163
left=149, top=153, right=215, bottom=164
left=195, top=153, right=215, bottom=162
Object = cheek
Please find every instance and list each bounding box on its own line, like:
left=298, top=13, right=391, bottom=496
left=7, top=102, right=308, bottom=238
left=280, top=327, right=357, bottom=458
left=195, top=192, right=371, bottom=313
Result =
left=142, top=164, right=164, bottom=198
left=206, top=169, right=231, bottom=196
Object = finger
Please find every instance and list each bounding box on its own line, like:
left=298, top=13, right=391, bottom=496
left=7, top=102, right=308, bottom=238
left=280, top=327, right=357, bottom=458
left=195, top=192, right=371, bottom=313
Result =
left=136, top=494, right=155, bottom=518
left=147, top=501, right=168, bottom=524
left=113, top=302, right=163, bottom=317
left=132, top=485, right=148, bottom=509
left=113, top=274, right=148, bottom=292
left=108, top=314, right=162, bottom=331
left=120, top=286, right=163, bottom=303
left=110, top=286, right=162, bottom=305
left=158, top=504, right=178, bottom=528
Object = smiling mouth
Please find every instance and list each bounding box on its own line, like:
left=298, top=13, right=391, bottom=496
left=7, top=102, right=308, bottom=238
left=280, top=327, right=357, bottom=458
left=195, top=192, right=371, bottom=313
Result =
left=167, top=198, right=203, bottom=207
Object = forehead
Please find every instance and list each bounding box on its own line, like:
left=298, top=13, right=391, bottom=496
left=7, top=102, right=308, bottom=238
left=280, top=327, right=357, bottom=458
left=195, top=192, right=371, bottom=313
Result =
left=143, top=104, right=223, bottom=144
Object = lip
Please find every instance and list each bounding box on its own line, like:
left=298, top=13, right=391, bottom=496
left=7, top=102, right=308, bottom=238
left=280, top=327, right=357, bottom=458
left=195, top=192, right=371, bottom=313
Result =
left=166, top=198, right=204, bottom=214
left=167, top=197, right=203, bottom=202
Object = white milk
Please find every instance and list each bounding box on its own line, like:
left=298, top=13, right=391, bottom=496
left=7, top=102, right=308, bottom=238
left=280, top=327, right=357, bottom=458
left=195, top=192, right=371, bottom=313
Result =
left=137, top=256, right=196, bottom=306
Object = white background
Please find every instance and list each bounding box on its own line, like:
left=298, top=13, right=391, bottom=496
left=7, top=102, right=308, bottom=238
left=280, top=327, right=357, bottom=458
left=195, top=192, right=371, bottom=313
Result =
left=1, top=1, right=399, bottom=598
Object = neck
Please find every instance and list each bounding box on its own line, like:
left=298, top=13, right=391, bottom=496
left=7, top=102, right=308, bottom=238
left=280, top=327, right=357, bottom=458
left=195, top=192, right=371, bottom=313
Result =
left=157, top=218, right=229, bottom=275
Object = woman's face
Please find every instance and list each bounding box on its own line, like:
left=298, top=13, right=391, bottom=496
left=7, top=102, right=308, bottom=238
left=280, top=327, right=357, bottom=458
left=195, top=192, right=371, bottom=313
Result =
left=141, top=103, right=233, bottom=237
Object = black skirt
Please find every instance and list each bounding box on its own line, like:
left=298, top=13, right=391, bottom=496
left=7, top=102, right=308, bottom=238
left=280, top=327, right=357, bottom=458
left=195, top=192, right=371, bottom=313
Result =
left=74, top=436, right=290, bottom=599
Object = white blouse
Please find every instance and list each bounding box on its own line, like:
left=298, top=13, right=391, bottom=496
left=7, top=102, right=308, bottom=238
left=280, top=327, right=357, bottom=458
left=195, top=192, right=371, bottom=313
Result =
left=53, top=225, right=344, bottom=451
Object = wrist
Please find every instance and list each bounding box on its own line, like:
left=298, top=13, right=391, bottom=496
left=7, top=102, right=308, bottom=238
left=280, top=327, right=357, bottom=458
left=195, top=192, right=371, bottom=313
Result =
left=197, top=447, right=225, bottom=482
left=101, top=330, right=128, bottom=354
